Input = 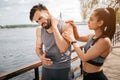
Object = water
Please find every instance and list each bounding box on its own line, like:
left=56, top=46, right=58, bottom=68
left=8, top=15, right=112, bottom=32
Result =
left=0, top=27, right=39, bottom=80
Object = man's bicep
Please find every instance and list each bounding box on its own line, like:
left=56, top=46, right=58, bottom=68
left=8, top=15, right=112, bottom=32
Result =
left=62, top=23, right=73, bottom=44
left=62, top=23, right=73, bottom=38
left=36, top=37, right=42, bottom=48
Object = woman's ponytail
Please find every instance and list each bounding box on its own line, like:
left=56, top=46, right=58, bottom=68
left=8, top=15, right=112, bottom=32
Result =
left=104, top=8, right=116, bottom=40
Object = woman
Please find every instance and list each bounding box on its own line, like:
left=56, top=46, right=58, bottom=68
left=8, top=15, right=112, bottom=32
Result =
left=63, top=7, right=116, bottom=80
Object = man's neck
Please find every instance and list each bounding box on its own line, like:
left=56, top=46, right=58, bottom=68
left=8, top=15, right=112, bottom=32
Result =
left=46, top=28, right=53, bottom=33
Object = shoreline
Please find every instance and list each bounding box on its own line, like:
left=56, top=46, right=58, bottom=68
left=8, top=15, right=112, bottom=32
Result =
left=0, top=24, right=38, bottom=29
left=0, top=22, right=87, bottom=29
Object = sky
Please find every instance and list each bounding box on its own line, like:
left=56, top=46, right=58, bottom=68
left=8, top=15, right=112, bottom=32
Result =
left=0, top=0, right=82, bottom=25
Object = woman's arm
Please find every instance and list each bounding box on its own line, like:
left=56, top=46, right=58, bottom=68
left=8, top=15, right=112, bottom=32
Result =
left=63, top=30, right=110, bottom=61
left=66, top=21, right=91, bottom=42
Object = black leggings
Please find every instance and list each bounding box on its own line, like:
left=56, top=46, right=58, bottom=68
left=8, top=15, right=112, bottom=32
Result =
left=42, top=67, right=72, bottom=80
left=83, top=70, right=108, bottom=80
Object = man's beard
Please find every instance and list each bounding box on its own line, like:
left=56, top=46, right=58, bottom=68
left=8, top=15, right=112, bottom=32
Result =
left=42, top=19, right=52, bottom=30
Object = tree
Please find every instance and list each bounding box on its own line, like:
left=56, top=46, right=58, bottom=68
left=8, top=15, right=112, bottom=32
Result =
left=79, top=0, right=120, bottom=25
left=108, top=0, right=120, bottom=25
left=79, top=0, right=99, bottom=22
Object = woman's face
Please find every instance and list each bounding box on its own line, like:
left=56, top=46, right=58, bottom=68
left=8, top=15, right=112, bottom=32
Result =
left=88, top=11, right=102, bottom=30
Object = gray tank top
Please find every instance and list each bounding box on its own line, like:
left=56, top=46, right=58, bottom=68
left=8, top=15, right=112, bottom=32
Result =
left=41, top=19, right=71, bottom=69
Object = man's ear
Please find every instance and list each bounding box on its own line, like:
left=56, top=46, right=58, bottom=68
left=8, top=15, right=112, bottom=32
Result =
left=98, top=20, right=104, bottom=27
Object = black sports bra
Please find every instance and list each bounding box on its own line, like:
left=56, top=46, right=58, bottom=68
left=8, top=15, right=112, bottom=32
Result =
left=84, top=37, right=105, bottom=66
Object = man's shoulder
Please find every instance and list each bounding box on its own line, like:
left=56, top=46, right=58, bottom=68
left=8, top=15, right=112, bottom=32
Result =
left=63, top=21, right=72, bottom=29
left=36, top=26, right=42, bottom=33
left=36, top=26, right=42, bottom=30
left=61, top=22, right=73, bottom=32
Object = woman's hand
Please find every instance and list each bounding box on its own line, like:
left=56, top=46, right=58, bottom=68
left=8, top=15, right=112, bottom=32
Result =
left=63, top=31, right=76, bottom=43
left=66, top=20, right=80, bottom=40
left=66, top=20, right=77, bottom=30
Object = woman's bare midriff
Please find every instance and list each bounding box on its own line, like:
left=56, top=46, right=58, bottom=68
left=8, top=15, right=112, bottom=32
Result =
left=83, top=62, right=103, bottom=73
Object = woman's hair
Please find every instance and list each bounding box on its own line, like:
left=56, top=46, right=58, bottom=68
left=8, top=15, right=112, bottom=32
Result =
left=30, top=3, right=48, bottom=21
left=93, top=7, right=116, bottom=43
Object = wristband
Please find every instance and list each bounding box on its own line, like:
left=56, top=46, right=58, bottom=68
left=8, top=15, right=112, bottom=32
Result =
left=71, top=41, right=77, bottom=45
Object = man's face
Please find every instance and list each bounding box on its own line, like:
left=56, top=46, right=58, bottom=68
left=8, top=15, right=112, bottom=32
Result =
left=33, top=10, right=51, bottom=29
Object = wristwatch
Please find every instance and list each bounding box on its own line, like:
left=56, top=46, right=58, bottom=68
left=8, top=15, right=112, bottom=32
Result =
left=71, top=41, right=77, bottom=45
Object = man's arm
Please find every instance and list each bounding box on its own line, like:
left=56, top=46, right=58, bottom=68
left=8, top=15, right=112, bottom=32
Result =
left=52, top=22, right=73, bottom=53
left=36, top=27, right=43, bottom=58
left=36, top=27, right=53, bottom=66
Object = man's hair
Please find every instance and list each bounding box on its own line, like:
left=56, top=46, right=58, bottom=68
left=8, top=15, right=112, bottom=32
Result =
left=29, top=3, right=48, bottom=21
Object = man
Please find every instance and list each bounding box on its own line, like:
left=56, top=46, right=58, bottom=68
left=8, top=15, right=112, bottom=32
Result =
left=29, top=3, right=73, bottom=80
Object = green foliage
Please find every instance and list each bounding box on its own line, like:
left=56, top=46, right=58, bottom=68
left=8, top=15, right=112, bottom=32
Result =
left=116, top=8, right=120, bottom=23
left=80, top=0, right=99, bottom=21
left=79, top=0, right=120, bottom=23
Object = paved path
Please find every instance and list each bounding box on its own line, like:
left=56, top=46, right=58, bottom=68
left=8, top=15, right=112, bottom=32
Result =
left=104, top=41, right=120, bottom=80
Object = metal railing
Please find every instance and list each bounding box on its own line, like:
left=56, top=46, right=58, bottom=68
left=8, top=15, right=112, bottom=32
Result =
left=112, top=30, right=120, bottom=46
left=0, top=61, right=42, bottom=80
left=0, top=53, right=80, bottom=80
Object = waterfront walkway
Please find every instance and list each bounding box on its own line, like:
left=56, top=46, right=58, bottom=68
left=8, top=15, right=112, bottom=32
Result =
left=77, top=41, right=120, bottom=80
left=104, top=41, right=120, bottom=80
